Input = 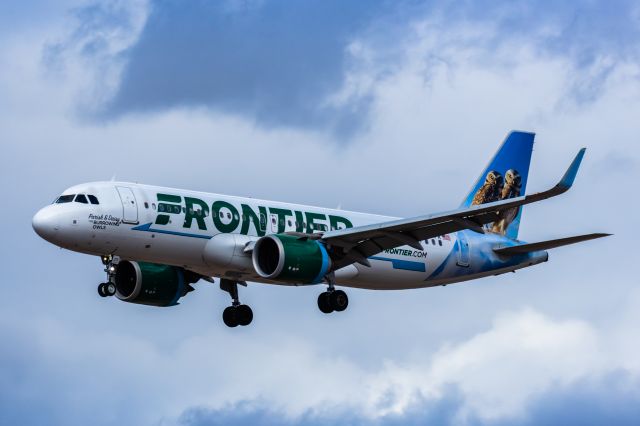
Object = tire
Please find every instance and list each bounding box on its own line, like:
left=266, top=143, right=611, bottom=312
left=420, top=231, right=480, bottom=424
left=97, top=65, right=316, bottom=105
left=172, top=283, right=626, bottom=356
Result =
left=317, top=292, right=333, bottom=314
left=330, top=290, right=348, bottom=312
left=97, top=283, right=108, bottom=298
left=223, top=306, right=239, bottom=328
left=105, top=283, right=116, bottom=296
left=236, top=305, right=253, bottom=326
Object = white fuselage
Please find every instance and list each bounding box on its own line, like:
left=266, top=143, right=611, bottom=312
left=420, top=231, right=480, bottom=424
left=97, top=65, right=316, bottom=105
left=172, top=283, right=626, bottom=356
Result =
left=32, top=182, right=548, bottom=290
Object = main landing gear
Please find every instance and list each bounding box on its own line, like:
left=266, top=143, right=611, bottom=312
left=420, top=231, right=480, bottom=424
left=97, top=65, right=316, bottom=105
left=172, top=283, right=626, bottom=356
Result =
left=317, top=275, right=349, bottom=314
left=98, top=255, right=117, bottom=298
left=220, top=278, right=253, bottom=328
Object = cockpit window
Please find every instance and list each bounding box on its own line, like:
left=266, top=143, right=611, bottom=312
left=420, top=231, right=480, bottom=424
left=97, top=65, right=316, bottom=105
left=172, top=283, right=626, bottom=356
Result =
left=75, top=194, right=88, bottom=204
left=87, top=195, right=99, bottom=205
left=56, top=194, right=75, bottom=204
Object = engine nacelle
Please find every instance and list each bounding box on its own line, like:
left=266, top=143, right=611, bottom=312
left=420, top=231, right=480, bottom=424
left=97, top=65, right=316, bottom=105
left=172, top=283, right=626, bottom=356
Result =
left=114, top=261, right=193, bottom=307
left=252, top=234, right=331, bottom=284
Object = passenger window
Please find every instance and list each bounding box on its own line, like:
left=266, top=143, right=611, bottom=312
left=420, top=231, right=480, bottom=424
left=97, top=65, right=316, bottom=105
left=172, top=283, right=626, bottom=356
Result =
left=152, top=203, right=156, bottom=210
left=56, top=194, right=75, bottom=203
left=144, top=202, right=149, bottom=209
left=431, top=239, right=436, bottom=245
left=87, top=195, right=99, bottom=205
left=75, top=194, right=88, bottom=204
left=438, top=240, right=442, bottom=246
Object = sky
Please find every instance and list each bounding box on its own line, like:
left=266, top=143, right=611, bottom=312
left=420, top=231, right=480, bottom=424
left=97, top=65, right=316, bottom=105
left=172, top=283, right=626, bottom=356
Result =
left=0, top=0, right=639, bottom=424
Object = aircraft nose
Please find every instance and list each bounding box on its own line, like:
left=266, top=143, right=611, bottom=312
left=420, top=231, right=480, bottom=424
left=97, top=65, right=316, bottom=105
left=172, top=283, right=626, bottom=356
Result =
left=32, top=207, right=59, bottom=242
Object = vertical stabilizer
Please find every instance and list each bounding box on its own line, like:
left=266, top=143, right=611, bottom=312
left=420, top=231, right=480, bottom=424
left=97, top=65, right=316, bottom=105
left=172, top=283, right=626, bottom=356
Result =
left=460, top=131, right=535, bottom=239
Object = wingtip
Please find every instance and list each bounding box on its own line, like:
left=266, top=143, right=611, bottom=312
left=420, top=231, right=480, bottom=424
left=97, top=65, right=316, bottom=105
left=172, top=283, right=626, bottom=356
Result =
left=557, top=148, right=587, bottom=190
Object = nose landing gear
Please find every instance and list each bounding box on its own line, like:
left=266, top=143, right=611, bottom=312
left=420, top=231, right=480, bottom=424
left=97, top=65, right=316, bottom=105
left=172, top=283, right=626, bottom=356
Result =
left=98, top=282, right=116, bottom=297
left=97, top=255, right=117, bottom=298
left=220, top=279, right=253, bottom=327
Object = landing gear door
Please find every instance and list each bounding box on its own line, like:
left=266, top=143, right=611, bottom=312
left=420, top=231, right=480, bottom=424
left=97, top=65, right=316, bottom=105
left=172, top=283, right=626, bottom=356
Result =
left=116, top=186, right=139, bottom=224
left=456, top=232, right=470, bottom=267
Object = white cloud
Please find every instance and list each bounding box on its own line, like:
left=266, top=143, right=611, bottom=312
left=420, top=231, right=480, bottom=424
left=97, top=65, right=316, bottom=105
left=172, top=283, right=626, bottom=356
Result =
left=5, top=304, right=639, bottom=426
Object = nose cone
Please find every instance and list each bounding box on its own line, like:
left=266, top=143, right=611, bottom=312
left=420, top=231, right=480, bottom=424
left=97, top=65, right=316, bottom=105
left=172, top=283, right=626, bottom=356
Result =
left=32, top=207, right=59, bottom=242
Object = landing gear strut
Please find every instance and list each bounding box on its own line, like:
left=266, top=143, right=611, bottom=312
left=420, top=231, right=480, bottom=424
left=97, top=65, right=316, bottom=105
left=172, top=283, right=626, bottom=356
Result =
left=98, top=255, right=117, bottom=298
left=317, top=274, right=349, bottom=314
left=220, top=279, right=253, bottom=327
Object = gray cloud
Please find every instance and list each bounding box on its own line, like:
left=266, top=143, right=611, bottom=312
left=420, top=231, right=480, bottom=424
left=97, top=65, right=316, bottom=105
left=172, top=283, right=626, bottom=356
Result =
left=42, top=0, right=640, bottom=139
left=96, top=0, right=398, bottom=138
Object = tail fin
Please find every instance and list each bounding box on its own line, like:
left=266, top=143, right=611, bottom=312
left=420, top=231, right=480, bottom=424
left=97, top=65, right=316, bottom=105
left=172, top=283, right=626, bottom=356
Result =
left=460, top=131, right=535, bottom=240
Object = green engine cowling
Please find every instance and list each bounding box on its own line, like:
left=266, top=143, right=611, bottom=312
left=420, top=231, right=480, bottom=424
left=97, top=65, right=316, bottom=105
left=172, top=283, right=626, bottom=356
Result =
left=114, top=261, right=195, bottom=307
left=252, top=234, right=331, bottom=284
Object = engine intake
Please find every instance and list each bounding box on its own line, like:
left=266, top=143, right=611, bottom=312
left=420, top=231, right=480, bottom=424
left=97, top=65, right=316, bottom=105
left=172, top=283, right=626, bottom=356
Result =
left=114, top=261, right=194, bottom=307
left=252, top=234, right=331, bottom=284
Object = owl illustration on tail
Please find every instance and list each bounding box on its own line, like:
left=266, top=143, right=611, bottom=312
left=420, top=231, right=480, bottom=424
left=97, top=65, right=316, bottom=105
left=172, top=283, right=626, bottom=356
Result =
left=492, top=169, right=522, bottom=234
left=471, top=171, right=503, bottom=206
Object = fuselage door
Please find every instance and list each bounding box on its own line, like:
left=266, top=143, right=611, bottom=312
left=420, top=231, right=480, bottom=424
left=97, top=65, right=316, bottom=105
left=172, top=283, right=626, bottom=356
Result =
left=116, top=186, right=139, bottom=224
left=456, top=231, right=470, bottom=267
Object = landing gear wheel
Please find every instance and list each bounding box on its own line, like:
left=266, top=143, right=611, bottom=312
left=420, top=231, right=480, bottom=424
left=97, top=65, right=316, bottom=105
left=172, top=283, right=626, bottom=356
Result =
left=105, top=282, right=116, bottom=296
left=223, top=306, right=239, bottom=328
left=97, top=283, right=108, bottom=298
left=317, top=292, right=334, bottom=314
left=236, top=305, right=253, bottom=326
left=330, top=290, right=348, bottom=312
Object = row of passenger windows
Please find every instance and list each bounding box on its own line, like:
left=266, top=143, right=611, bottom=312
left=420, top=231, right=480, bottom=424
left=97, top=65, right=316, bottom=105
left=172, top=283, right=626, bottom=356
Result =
left=55, top=194, right=99, bottom=205
left=426, top=238, right=443, bottom=246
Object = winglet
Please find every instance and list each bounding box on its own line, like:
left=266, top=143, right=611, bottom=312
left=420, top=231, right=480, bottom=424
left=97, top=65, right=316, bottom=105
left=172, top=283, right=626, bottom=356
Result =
left=556, top=148, right=586, bottom=192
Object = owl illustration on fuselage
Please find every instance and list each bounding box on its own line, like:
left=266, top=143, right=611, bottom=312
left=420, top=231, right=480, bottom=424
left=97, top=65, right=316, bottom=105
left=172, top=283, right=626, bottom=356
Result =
left=471, top=170, right=503, bottom=206
left=492, top=169, right=522, bottom=235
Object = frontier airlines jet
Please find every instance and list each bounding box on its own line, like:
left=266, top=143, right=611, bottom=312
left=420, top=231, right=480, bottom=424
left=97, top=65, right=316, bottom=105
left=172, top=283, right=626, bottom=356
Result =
left=33, top=132, right=609, bottom=327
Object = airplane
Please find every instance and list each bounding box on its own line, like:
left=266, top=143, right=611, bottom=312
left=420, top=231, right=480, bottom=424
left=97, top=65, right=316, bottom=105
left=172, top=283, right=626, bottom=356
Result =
left=32, top=131, right=609, bottom=327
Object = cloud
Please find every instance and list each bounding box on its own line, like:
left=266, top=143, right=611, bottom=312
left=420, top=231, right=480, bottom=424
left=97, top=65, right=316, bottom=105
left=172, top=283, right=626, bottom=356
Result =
left=59, top=0, right=400, bottom=137
left=2, top=306, right=638, bottom=426
left=41, top=0, right=640, bottom=139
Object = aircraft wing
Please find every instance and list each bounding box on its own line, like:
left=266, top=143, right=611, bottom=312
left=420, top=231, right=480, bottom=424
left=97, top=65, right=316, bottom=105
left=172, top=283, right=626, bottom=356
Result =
left=321, top=149, right=587, bottom=269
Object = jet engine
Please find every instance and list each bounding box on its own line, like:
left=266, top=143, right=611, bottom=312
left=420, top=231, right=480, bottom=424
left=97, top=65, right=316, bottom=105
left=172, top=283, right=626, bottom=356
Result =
left=114, top=260, right=196, bottom=306
left=252, top=234, right=331, bottom=284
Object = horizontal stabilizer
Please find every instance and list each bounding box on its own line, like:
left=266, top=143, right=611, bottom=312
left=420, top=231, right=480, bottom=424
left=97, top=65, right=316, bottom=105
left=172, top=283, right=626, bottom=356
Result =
left=493, top=233, right=611, bottom=255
